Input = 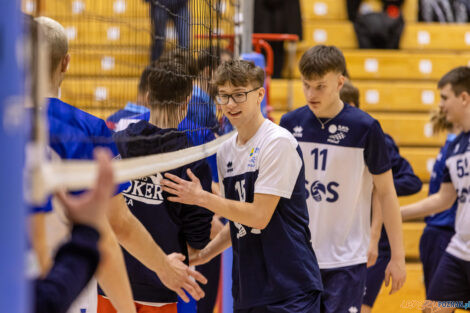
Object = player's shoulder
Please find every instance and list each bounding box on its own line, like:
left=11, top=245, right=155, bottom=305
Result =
left=256, top=120, right=299, bottom=157
left=48, top=98, right=109, bottom=135
left=341, top=104, right=378, bottom=129
left=279, top=105, right=310, bottom=125
left=446, top=131, right=470, bottom=158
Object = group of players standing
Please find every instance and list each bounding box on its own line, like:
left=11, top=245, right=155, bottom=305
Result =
left=31, top=15, right=470, bottom=313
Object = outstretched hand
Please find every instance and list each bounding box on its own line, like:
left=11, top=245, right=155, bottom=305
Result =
left=161, top=169, right=205, bottom=206
left=55, top=148, right=115, bottom=229
left=157, top=253, right=208, bottom=302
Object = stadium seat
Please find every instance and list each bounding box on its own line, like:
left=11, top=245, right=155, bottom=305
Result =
left=61, top=77, right=139, bottom=111
left=270, top=79, right=440, bottom=112
left=36, top=0, right=149, bottom=18
left=287, top=50, right=470, bottom=80
left=300, top=21, right=356, bottom=50
left=66, top=48, right=148, bottom=77
left=301, top=21, right=470, bottom=51
left=402, top=23, right=470, bottom=51
left=371, top=113, right=447, bottom=147
left=399, top=147, right=440, bottom=183
left=301, top=0, right=347, bottom=21
left=301, top=0, right=418, bottom=22
left=52, top=18, right=150, bottom=47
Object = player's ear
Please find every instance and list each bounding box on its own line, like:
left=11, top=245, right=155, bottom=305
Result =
left=61, top=54, right=71, bottom=74
left=337, top=74, right=345, bottom=91
left=460, top=91, right=470, bottom=106
left=257, top=87, right=265, bottom=105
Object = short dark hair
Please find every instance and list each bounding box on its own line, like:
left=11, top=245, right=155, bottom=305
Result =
left=197, top=46, right=219, bottom=73
left=138, top=65, right=152, bottom=94
left=214, top=59, right=265, bottom=88
left=159, top=48, right=198, bottom=78
left=299, top=45, right=346, bottom=79
left=340, top=81, right=360, bottom=108
left=438, top=66, right=470, bottom=96
left=147, top=59, right=193, bottom=106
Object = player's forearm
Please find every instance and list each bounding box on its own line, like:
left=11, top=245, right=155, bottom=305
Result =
left=370, top=191, right=383, bottom=242
left=401, top=193, right=453, bottom=220
left=96, top=221, right=136, bottom=313
left=29, top=213, right=52, bottom=276
left=197, top=191, right=267, bottom=229
left=378, top=192, right=405, bottom=260
left=198, top=224, right=231, bottom=264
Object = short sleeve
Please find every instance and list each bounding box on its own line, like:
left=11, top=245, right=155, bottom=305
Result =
left=364, top=120, right=391, bottom=175
left=255, top=137, right=302, bottom=199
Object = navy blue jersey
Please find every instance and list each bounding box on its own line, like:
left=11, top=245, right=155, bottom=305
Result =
left=384, top=133, right=422, bottom=196
left=426, top=134, right=458, bottom=228
left=280, top=104, right=391, bottom=269
left=109, top=120, right=214, bottom=303
left=217, top=120, right=322, bottom=309
left=441, top=131, right=470, bottom=261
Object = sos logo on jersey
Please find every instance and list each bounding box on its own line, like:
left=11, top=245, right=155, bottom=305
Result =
left=306, top=180, right=339, bottom=203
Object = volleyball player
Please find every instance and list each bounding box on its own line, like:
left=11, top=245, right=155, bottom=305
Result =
left=98, top=55, right=214, bottom=313
left=162, top=59, right=323, bottom=312
left=279, top=45, right=406, bottom=313
left=402, top=66, right=470, bottom=313
left=35, top=16, right=207, bottom=313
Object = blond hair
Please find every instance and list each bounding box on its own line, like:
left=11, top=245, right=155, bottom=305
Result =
left=34, top=16, right=68, bottom=76
left=429, top=109, right=453, bottom=134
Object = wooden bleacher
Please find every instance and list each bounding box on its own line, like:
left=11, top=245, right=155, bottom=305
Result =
left=25, top=0, right=466, bottom=311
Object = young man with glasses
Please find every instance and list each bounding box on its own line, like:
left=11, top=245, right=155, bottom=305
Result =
left=161, top=59, right=323, bottom=312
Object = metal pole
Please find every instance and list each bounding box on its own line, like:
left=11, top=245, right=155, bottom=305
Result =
left=240, top=0, right=254, bottom=54
left=0, top=0, right=27, bottom=312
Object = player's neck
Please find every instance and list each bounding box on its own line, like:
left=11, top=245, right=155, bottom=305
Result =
left=149, top=109, right=180, bottom=129
left=312, top=99, right=344, bottom=119
left=236, top=113, right=265, bottom=145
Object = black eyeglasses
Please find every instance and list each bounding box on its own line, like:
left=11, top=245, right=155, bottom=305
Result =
left=216, top=87, right=261, bottom=105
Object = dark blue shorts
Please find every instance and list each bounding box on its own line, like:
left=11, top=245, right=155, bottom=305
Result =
left=320, top=263, right=367, bottom=313
left=427, top=252, right=470, bottom=302
left=419, top=225, right=455, bottom=297
left=234, top=290, right=321, bottom=313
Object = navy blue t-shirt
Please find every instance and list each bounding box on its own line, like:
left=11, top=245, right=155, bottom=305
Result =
left=109, top=120, right=214, bottom=303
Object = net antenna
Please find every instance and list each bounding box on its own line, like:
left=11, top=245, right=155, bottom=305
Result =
left=24, top=0, right=241, bottom=205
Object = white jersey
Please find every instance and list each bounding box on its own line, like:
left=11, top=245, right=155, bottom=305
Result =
left=217, top=119, right=323, bottom=309
left=443, top=132, right=470, bottom=261
left=280, top=104, right=391, bottom=269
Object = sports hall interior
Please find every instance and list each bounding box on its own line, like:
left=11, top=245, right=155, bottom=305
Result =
left=21, top=0, right=470, bottom=312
